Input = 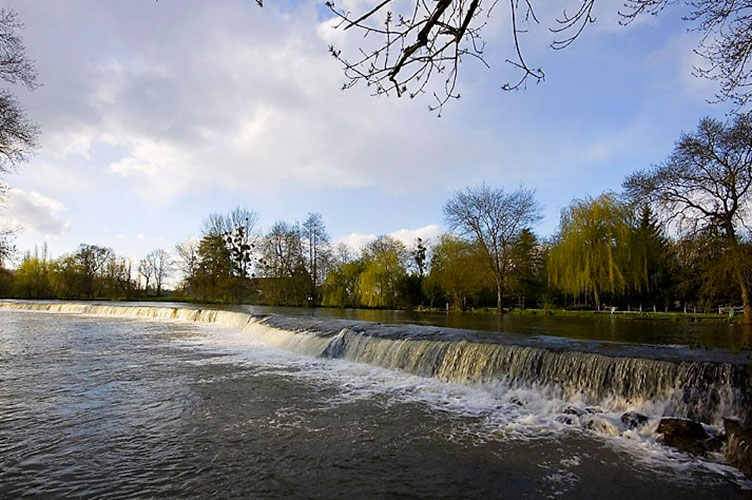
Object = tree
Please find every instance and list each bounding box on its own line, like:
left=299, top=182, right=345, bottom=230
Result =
left=625, top=113, right=752, bottom=321
left=145, top=248, right=172, bottom=296
left=315, top=0, right=752, bottom=112
left=443, top=183, right=541, bottom=313
left=412, top=238, right=427, bottom=278
left=258, top=221, right=308, bottom=305
left=425, top=233, right=491, bottom=310
left=203, top=206, right=259, bottom=279
left=192, top=234, right=235, bottom=302
left=322, top=260, right=363, bottom=307
left=175, top=238, right=200, bottom=291
left=104, top=256, right=134, bottom=299
left=507, top=228, right=545, bottom=308
left=138, top=258, right=154, bottom=295
left=548, top=193, right=645, bottom=310
left=301, top=212, right=331, bottom=305
left=0, top=8, right=38, bottom=262
left=74, top=244, right=112, bottom=298
left=358, top=235, right=408, bottom=308
left=632, top=204, right=671, bottom=306
left=13, top=247, right=49, bottom=298
left=620, top=0, right=752, bottom=108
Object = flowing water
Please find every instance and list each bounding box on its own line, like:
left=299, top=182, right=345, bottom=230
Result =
left=1, top=302, right=751, bottom=498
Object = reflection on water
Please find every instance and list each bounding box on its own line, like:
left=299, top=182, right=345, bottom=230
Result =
left=6, top=299, right=751, bottom=350
left=234, top=305, right=752, bottom=350
left=0, top=310, right=749, bottom=498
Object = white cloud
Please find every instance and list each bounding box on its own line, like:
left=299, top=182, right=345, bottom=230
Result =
left=9, top=1, right=526, bottom=204
left=4, top=188, right=71, bottom=236
left=335, top=224, right=442, bottom=253
left=336, top=232, right=377, bottom=253
left=387, top=224, right=443, bottom=246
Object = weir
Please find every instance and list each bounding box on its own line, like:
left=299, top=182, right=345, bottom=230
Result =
left=2, top=301, right=750, bottom=426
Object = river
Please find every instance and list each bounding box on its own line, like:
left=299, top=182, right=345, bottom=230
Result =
left=0, top=303, right=750, bottom=498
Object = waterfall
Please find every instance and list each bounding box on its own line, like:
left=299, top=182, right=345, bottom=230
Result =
left=2, top=301, right=749, bottom=425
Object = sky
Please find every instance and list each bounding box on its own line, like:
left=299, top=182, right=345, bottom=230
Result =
left=0, top=0, right=732, bottom=262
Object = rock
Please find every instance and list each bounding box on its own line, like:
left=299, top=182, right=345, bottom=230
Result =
left=723, top=417, right=752, bottom=478
left=583, top=415, right=620, bottom=437
left=723, top=416, right=743, bottom=436
left=584, top=406, right=604, bottom=414
left=563, top=405, right=584, bottom=416
left=656, top=417, right=711, bottom=455
left=621, top=411, right=649, bottom=429
left=555, top=414, right=578, bottom=426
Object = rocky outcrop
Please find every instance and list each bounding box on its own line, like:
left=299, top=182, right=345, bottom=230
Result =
left=656, top=418, right=716, bottom=455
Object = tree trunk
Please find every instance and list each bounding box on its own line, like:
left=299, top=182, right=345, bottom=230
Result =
left=593, top=284, right=601, bottom=312
left=496, top=275, right=504, bottom=315
left=727, top=227, right=751, bottom=323
left=735, top=265, right=752, bottom=323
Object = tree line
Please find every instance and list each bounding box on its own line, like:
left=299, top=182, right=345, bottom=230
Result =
left=2, top=114, right=752, bottom=321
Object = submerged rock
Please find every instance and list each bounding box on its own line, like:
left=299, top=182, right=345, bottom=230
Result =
left=621, top=411, right=649, bottom=429
left=563, top=405, right=585, bottom=416
left=555, top=414, right=578, bottom=426
left=583, top=415, right=620, bottom=437
left=656, top=417, right=712, bottom=455
left=723, top=417, right=752, bottom=478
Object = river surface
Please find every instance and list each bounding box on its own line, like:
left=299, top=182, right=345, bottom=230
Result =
left=9, top=299, right=752, bottom=350
left=1, top=308, right=750, bottom=498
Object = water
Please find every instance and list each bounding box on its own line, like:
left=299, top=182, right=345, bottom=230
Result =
left=0, top=305, right=750, bottom=498
left=7, top=299, right=750, bottom=350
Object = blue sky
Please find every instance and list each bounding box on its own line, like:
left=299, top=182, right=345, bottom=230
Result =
left=1, top=0, right=731, bottom=261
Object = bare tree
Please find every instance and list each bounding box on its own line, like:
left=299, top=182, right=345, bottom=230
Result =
left=138, top=258, right=154, bottom=295
left=624, top=113, right=752, bottom=322
left=620, top=0, right=752, bottom=108
left=443, top=183, right=541, bottom=313
left=302, top=212, right=330, bottom=305
left=145, top=249, right=172, bottom=296
left=175, top=238, right=200, bottom=285
left=0, top=8, right=38, bottom=263
left=250, top=1, right=752, bottom=112
left=258, top=221, right=307, bottom=304
left=0, top=8, right=38, bottom=173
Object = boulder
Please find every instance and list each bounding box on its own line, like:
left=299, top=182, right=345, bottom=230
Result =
left=723, top=417, right=752, bottom=478
left=621, top=411, right=649, bottom=430
left=656, top=418, right=711, bottom=455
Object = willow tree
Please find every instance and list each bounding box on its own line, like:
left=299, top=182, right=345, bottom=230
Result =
left=425, top=233, right=492, bottom=310
left=625, top=114, right=752, bottom=322
left=548, top=193, right=645, bottom=310
left=359, top=236, right=408, bottom=308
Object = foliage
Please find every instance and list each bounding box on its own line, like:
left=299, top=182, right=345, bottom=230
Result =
left=424, top=234, right=491, bottom=310
left=548, top=193, right=646, bottom=309
left=443, top=183, right=541, bottom=312
left=358, top=236, right=409, bottom=308
left=625, top=113, right=752, bottom=320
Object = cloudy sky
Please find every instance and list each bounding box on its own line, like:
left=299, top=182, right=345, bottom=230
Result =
left=1, top=0, right=731, bottom=260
